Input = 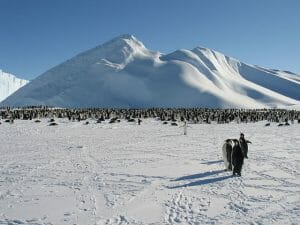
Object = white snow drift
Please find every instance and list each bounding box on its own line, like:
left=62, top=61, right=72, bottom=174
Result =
left=1, top=35, right=299, bottom=108
left=0, top=70, right=29, bottom=102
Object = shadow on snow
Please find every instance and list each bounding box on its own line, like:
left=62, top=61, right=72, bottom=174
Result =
left=172, top=169, right=225, bottom=181
left=201, top=160, right=224, bottom=165
left=168, top=169, right=232, bottom=189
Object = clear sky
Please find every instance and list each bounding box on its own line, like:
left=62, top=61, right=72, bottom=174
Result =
left=0, top=0, right=299, bottom=80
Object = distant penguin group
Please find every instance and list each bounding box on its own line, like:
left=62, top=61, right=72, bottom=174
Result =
left=1, top=107, right=299, bottom=125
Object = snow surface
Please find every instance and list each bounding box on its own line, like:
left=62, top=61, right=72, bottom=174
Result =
left=0, top=119, right=299, bottom=224
left=1, top=35, right=299, bottom=108
left=0, top=70, right=29, bottom=102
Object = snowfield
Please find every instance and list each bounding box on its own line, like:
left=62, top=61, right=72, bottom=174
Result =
left=0, top=119, right=299, bottom=224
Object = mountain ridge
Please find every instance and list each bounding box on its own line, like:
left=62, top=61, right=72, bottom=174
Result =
left=1, top=35, right=299, bottom=108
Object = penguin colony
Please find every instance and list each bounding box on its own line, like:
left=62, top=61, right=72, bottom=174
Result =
left=0, top=106, right=299, bottom=124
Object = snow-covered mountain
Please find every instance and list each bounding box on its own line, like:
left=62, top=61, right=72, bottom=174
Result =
left=1, top=34, right=299, bottom=108
left=0, top=70, right=29, bottom=102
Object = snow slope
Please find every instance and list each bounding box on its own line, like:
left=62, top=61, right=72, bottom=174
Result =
left=1, top=34, right=299, bottom=108
left=0, top=70, right=29, bottom=102
left=0, top=119, right=299, bottom=224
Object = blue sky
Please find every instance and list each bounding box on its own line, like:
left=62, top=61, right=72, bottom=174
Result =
left=0, top=0, right=299, bottom=80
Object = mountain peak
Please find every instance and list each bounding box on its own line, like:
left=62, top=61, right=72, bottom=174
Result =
left=90, top=34, right=150, bottom=64
left=115, top=34, right=137, bottom=41
left=104, top=34, right=145, bottom=49
left=61, top=34, right=149, bottom=69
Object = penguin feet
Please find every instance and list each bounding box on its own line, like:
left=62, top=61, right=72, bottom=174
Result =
left=225, top=167, right=233, bottom=171
left=232, top=172, right=241, bottom=177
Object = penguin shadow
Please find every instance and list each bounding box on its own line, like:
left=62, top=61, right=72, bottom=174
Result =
left=168, top=169, right=231, bottom=189
left=201, top=160, right=223, bottom=165
left=160, top=134, right=182, bottom=138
